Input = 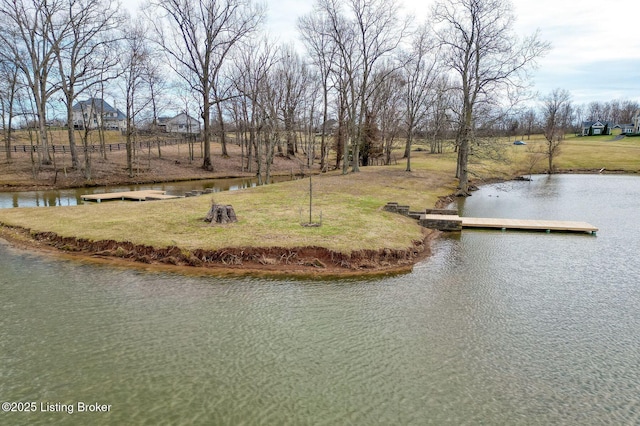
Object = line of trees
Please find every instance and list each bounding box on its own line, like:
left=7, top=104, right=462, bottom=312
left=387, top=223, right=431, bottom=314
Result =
left=579, top=99, right=640, bottom=125
left=506, top=98, right=640, bottom=140
left=498, top=92, right=640, bottom=174
left=0, top=0, right=553, bottom=191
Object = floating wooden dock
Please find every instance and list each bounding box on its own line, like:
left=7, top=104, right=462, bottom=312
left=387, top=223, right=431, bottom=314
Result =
left=421, top=214, right=598, bottom=235
left=383, top=203, right=598, bottom=235
left=81, top=190, right=181, bottom=202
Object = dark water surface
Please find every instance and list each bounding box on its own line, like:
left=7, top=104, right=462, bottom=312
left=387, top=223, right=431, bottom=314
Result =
left=1, top=174, right=639, bottom=425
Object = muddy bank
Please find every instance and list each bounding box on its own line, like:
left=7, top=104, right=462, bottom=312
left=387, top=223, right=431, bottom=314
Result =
left=0, top=225, right=437, bottom=277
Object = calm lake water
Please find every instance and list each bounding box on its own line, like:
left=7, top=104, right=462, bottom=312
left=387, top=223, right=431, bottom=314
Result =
left=1, top=174, right=639, bottom=425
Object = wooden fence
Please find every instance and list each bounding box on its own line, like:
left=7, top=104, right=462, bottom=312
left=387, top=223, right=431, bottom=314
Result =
left=0, top=138, right=192, bottom=154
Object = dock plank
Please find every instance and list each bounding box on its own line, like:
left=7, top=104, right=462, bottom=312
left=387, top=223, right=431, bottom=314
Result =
left=422, top=214, right=598, bottom=234
left=81, top=190, right=181, bottom=202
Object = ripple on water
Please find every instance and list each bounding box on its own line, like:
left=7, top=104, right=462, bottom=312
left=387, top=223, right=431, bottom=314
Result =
left=1, top=175, right=640, bottom=425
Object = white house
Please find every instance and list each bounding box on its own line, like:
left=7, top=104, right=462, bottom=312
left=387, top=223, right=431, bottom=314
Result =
left=633, top=110, right=640, bottom=134
left=157, top=113, right=201, bottom=135
left=72, top=98, right=126, bottom=131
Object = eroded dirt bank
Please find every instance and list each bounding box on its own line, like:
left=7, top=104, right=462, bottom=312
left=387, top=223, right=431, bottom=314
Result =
left=0, top=225, right=438, bottom=277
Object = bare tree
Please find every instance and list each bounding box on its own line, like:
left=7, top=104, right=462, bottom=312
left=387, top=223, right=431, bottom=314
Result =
left=147, top=0, right=265, bottom=172
left=299, top=75, right=321, bottom=168
left=619, top=100, right=640, bottom=124
left=347, top=0, right=409, bottom=172
left=298, top=12, right=339, bottom=172
left=212, top=71, right=232, bottom=158
left=258, top=70, right=281, bottom=184
left=586, top=101, right=604, bottom=122
left=74, top=97, right=97, bottom=178
left=608, top=99, right=621, bottom=125
left=231, top=37, right=277, bottom=183
left=581, top=99, right=640, bottom=126
left=225, top=78, right=249, bottom=170
left=0, top=0, right=65, bottom=165
left=520, top=108, right=538, bottom=140
left=314, top=0, right=355, bottom=174
left=144, top=53, right=172, bottom=159
left=0, top=59, right=21, bottom=161
left=17, top=94, right=41, bottom=176
left=366, top=66, right=403, bottom=166
left=120, top=22, right=152, bottom=178
left=522, top=143, right=545, bottom=179
left=51, top=0, right=123, bottom=169
left=541, top=88, right=572, bottom=174
left=432, top=0, right=549, bottom=195
left=333, top=84, right=348, bottom=171
left=400, top=24, right=438, bottom=172
left=429, top=75, right=454, bottom=154
left=313, top=0, right=409, bottom=174
left=276, top=46, right=309, bottom=159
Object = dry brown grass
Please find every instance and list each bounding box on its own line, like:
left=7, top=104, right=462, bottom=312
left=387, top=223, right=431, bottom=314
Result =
left=0, top=155, right=457, bottom=254
left=1, top=131, right=304, bottom=190
left=505, top=134, right=640, bottom=174
left=1, top=133, right=638, bottom=257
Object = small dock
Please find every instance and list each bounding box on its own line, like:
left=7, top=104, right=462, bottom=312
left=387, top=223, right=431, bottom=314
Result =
left=422, top=214, right=598, bottom=234
left=382, top=203, right=598, bottom=235
left=81, top=190, right=181, bottom=203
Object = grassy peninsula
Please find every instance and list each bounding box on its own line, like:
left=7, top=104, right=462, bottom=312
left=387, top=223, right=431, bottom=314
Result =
left=0, top=134, right=639, bottom=275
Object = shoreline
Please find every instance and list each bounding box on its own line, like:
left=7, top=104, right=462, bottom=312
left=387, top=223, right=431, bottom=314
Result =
left=2, top=167, right=635, bottom=193
left=1, top=169, right=633, bottom=278
left=0, top=224, right=440, bottom=278
left=0, top=176, right=440, bottom=275
left=0, top=171, right=303, bottom=193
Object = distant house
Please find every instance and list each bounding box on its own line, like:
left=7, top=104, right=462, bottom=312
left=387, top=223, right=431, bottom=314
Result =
left=581, top=120, right=611, bottom=136
left=72, top=98, right=126, bottom=131
left=614, top=123, right=635, bottom=134
left=633, top=110, right=640, bottom=134
left=157, top=113, right=201, bottom=135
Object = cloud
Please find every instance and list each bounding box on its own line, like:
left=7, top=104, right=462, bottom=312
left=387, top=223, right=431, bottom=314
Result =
left=508, top=0, right=640, bottom=103
left=126, top=0, right=640, bottom=104
left=533, top=58, right=640, bottom=104
left=264, top=0, right=314, bottom=45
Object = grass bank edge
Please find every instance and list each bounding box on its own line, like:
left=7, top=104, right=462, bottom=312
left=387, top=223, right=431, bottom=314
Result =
left=0, top=167, right=457, bottom=255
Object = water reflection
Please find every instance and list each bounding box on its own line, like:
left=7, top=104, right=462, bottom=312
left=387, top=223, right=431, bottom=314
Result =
left=0, top=175, right=295, bottom=208
left=459, top=174, right=597, bottom=220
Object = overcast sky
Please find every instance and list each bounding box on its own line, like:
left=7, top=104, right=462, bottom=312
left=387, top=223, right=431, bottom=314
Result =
left=132, top=0, right=640, bottom=106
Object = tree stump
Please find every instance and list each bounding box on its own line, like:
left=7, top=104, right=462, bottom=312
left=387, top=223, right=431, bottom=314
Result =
left=205, top=203, right=237, bottom=224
